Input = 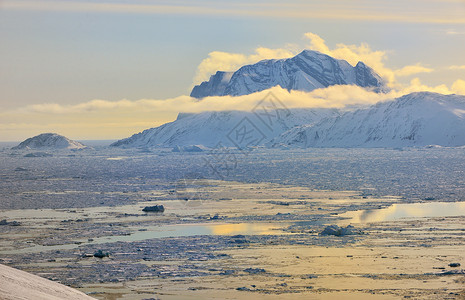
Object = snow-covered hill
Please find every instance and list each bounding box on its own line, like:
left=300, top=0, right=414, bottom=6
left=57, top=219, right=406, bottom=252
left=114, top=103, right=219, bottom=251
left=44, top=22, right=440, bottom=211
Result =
left=271, top=92, right=465, bottom=148
left=111, top=109, right=340, bottom=148
left=12, top=133, right=87, bottom=150
left=190, top=50, right=387, bottom=98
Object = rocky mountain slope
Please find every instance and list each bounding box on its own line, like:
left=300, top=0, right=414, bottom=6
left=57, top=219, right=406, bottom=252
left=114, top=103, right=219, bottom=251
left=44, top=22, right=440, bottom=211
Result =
left=190, top=50, right=387, bottom=98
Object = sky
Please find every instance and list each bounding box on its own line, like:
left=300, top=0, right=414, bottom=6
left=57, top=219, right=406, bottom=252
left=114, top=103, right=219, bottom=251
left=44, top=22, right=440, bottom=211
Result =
left=1, top=0, right=465, bottom=141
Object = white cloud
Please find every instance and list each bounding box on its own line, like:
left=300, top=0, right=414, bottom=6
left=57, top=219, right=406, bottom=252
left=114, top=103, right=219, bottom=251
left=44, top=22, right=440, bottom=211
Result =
left=193, top=47, right=295, bottom=84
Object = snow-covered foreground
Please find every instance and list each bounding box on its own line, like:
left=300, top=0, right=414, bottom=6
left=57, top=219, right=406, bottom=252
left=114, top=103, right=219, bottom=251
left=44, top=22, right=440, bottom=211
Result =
left=0, top=264, right=95, bottom=300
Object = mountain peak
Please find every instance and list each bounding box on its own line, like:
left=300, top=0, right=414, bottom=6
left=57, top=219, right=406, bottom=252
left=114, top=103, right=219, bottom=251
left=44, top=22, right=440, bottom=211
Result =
left=191, top=50, right=388, bottom=98
left=354, top=61, right=387, bottom=92
left=190, top=71, right=234, bottom=98
left=296, top=49, right=328, bottom=58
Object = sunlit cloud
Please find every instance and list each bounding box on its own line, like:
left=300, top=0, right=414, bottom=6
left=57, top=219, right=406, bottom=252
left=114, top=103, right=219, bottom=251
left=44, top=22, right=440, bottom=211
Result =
left=15, top=85, right=396, bottom=116
left=446, top=29, right=465, bottom=35
left=452, top=79, right=465, bottom=94
left=2, top=78, right=464, bottom=141
left=395, top=65, right=434, bottom=77
left=449, top=65, right=465, bottom=70
left=15, top=79, right=465, bottom=116
left=0, top=85, right=397, bottom=140
left=194, top=38, right=437, bottom=87
left=194, top=32, right=436, bottom=88
left=401, top=78, right=453, bottom=94
left=193, top=48, right=295, bottom=84
left=303, top=33, right=434, bottom=86
left=25, top=99, right=136, bottom=114
left=3, top=0, right=465, bottom=24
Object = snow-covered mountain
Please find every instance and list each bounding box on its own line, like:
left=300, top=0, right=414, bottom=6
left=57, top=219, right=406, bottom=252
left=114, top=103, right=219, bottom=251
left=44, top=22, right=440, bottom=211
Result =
left=190, top=71, right=234, bottom=98
left=111, top=109, right=340, bottom=148
left=271, top=92, right=465, bottom=148
left=12, top=133, right=87, bottom=150
left=190, top=50, right=387, bottom=98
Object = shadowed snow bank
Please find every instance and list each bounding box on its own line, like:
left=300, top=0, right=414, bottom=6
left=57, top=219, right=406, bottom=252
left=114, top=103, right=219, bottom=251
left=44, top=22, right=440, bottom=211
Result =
left=0, top=264, right=96, bottom=300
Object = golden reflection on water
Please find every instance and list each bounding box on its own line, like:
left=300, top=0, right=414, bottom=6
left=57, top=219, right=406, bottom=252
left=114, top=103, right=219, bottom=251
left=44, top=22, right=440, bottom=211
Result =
left=348, top=201, right=465, bottom=223
left=210, top=223, right=280, bottom=235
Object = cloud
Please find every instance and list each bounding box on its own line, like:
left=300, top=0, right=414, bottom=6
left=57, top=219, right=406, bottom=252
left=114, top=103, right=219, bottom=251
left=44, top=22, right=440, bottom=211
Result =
left=24, top=99, right=136, bottom=114
left=395, top=65, right=434, bottom=77
left=193, top=47, right=295, bottom=84
left=304, top=32, right=331, bottom=54
left=452, top=79, right=465, bottom=94
left=446, top=29, right=465, bottom=35
left=18, top=85, right=393, bottom=116
left=2, top=85, right=398, bottom=140
left=4, top=0, right=465, bottom=24
left=303, top=33, right=434, bottom=86
left=3, top=79, right=465, bottom=141
left=400, top=78, right=453, bottom=94
left=449, top=65, right=465, bottom=70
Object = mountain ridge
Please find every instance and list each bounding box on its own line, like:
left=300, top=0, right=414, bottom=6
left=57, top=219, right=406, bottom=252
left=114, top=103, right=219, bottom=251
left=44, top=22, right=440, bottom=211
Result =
left=190, top=50, right=388, bottom=98
left=271, top=92, right=465, bottom=148
left=110, top=108, right=341, bottom=148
